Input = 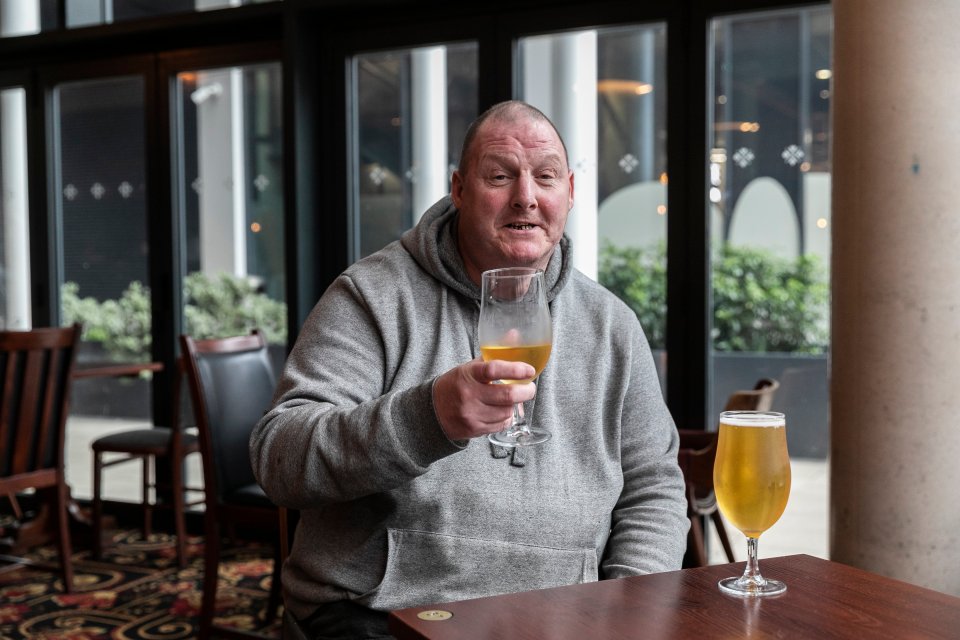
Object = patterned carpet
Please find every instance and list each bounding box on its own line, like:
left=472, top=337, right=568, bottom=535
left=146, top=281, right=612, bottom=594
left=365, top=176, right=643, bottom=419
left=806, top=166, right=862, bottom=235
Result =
left=0, top=529, right=280, bottom=639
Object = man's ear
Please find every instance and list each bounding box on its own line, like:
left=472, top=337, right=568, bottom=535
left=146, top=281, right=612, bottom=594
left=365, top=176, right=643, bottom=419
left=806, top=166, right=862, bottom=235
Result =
left=567, top=169, right=575, bottom=210
left=451, top=170, right=464, bottom=208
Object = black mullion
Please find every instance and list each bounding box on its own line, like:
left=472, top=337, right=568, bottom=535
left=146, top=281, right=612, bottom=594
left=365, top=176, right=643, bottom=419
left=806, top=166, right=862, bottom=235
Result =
left=666, top=1, right=710, bottom=431
left=148, top=54, right=177, bottom=431
left=22, top=68, right=56, bottom=329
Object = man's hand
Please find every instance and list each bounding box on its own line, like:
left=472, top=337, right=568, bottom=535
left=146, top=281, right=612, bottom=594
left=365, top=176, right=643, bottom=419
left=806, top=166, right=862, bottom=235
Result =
left=433, top=358, right=536, bottom=441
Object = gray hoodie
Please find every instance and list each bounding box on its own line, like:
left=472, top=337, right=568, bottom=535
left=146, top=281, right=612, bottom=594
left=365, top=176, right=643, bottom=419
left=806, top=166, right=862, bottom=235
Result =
left=250, top=196, right=688, bottom=620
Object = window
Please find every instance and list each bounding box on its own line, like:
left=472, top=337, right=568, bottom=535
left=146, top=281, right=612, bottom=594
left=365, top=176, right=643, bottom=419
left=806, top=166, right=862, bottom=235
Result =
left=174, top=62, right=287, bottom=346
left=708, top=6, right=832, bottom=559
left=0, top=0, right=280, bottom=35
left=518, top=23, right=668, bottom=392
left=52, top=74, right=152, bottom=500
left=350, top=43, right=478, bottom=259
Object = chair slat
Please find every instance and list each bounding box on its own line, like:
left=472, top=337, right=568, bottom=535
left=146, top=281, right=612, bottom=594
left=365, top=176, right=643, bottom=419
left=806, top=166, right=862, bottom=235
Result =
left=0, top=324, right=80, bottom=592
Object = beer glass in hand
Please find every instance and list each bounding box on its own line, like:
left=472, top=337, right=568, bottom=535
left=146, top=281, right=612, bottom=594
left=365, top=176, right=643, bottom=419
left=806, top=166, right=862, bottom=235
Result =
left=713, top=410, right=791, bottom=596
left=478, top=267, right=552, bottom=446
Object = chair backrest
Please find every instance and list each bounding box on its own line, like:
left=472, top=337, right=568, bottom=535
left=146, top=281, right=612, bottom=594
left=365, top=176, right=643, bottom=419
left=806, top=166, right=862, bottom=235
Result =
left=0, top=325, right=80, bottom=488
left=180, top=330, right=276, bottom=504
left=723, top=377, right=780, bottom=412
left=677, top=429, right=717, bottom=502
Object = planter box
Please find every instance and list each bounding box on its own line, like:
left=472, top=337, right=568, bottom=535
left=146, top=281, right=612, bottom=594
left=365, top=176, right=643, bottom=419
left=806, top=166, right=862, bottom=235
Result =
left=652, top=350, right=829, bottom=460
left=714, top=352, right=829, bottom=460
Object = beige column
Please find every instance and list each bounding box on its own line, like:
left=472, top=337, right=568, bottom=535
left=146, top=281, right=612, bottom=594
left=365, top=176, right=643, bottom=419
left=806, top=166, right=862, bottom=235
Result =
left=831, top=0, right=960, bottom=596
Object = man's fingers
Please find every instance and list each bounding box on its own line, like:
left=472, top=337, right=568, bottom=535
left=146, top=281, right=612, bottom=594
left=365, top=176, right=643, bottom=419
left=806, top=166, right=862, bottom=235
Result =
left=476, top=359, right=536, bottom=384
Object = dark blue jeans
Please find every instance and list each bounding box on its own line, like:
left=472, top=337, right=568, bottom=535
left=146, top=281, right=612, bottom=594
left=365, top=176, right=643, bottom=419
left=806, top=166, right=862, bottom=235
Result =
left=299, top=600, right=395, bottom=640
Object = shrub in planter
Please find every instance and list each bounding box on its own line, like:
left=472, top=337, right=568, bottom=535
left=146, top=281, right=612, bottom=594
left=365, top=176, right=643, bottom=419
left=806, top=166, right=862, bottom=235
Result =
left=599, top=242, right=828, bottom=354
left=62, top=273, right=288, bottom=363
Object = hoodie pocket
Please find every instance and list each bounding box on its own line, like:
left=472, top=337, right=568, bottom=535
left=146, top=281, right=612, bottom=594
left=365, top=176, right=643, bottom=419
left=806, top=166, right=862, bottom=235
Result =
left=359, top=528, right=598, bottom=611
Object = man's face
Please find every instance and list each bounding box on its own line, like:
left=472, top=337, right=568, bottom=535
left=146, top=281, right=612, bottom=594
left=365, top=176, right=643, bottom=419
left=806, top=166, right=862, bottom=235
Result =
left=451, top=116, right=574, bottom=284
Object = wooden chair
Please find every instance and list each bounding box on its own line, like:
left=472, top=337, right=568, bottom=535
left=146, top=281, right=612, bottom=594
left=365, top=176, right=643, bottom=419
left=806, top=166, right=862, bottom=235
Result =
left=678, top=377, right=780, bottom=566
left=90, top=358, right=202, bottom=567
left=0, top=324, right=80, bottom=592
left=181, top=330, right=283, bottom=639
left=722, top=377, right=779, bottom=412
left=677, top=429, right=735, bottom=567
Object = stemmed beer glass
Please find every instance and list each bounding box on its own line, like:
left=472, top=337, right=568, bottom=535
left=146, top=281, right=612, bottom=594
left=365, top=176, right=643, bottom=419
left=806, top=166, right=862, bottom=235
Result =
left=478, top=267, right=553, bottom=446
left=713, top=410, right=791, bottom=596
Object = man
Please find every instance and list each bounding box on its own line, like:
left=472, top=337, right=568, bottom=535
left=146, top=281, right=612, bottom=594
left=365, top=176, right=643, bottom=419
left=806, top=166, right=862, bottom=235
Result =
left=250, top=100, right=688, bottom=638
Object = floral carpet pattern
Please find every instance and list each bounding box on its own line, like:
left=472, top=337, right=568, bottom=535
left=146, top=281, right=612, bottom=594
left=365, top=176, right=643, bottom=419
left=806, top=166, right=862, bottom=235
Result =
left=0, top=529, right=280, bottom=639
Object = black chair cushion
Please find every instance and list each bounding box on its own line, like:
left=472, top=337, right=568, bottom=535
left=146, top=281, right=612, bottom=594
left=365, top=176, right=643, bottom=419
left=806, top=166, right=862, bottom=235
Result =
left=92, top=428, right=198, bottom=456
left=223, top=482, right=273, bottom=508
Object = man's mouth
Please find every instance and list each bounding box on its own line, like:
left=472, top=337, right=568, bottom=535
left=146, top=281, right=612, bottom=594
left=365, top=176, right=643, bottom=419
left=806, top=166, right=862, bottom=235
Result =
left=506, top=223, right=536, bottom=230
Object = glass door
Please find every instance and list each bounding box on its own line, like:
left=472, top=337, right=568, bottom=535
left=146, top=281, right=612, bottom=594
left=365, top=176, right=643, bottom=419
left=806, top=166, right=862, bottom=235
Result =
left=49, top=71, right=152, bottom=501
left=708, top=5, right=832, bottom=561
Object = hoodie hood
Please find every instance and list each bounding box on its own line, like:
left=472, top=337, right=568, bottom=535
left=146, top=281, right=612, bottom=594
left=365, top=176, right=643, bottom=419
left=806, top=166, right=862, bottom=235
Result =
left=400, top=195, right=573, bottom=303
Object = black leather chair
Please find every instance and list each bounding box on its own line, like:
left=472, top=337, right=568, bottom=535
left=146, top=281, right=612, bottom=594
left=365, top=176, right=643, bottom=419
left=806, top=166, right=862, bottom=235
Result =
left=180, top=330, right=282, bottom=639
left=0, top=324, right=80, bottom=592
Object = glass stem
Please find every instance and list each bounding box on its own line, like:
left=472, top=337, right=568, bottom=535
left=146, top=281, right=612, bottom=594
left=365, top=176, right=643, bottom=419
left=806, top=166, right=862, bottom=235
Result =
left=513, top=403, right=530, bottom=434
left=742, top=536, right=762, bottom=584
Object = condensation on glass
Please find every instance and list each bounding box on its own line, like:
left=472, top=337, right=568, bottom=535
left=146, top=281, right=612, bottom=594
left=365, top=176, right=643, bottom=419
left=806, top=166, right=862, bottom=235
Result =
left=517, top=24, right=668, bottom=394
left=1, top=86, right=32, bottom=330
left=174, top=62, right=286, bottom=348
left=0, top=0, right=278, bottom=34
left=708, top=7, right=832, bottom=456
left=351, top=43, right=478, bottom=259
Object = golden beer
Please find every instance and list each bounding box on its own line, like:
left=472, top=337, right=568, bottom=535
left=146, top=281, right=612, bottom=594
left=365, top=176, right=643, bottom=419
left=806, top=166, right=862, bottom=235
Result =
left=480, top=343, right=552, bottom=383
left=713, top=414, right=791, bottom=539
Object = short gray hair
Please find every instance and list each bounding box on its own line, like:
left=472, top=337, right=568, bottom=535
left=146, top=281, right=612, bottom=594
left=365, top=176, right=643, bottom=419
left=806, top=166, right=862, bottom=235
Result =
left=457, top=100, right=569, bottom=175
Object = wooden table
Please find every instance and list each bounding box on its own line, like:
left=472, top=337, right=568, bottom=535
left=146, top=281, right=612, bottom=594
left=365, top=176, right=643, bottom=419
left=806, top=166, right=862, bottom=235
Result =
left=388, top=554, right=960, bottom=639
left=72, top=361, right=163, bottom=379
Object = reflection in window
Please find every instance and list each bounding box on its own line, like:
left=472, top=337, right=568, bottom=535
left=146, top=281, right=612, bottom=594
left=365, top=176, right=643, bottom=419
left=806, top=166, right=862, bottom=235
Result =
left=518, top=24, right=667, bottom=391
left=351, top=43, right=478, bottom=259
left=175, top=62, right=286, bottom=346
left=1, top=87, right=31, bottom=329
left=709, top=7, right=832, bottom=454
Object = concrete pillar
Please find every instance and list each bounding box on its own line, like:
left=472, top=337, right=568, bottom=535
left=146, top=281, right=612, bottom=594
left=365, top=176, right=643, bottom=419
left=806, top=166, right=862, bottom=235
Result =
left=1, top=1, right=39, bottom=329
left=830, top=0, right=960, bottom=596
left=411, top=46, right=448, bottom=223
left=195, top=67, right=247, bottom=277
left=522, top=32, right=599, bottom=280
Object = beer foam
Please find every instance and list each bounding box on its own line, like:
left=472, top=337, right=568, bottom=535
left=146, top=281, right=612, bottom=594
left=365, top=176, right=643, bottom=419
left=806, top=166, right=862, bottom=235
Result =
left=720, top=412, right=785, bottom=427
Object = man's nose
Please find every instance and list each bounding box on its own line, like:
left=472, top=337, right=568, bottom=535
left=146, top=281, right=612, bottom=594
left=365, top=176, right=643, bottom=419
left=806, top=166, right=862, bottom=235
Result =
left=511, top=175, right=536, bottom=210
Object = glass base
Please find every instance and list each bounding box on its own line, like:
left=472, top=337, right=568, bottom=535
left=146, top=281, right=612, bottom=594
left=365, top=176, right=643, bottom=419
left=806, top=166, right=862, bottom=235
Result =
left=718, top=575, right=786, bottom=597
left=488, top=428, right=551, bottom=447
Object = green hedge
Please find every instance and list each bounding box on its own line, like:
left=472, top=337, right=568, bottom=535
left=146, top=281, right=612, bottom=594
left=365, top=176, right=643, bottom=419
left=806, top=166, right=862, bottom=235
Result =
left=599, top=242, right=829, bottom=354
left=62, top=272, right=287, bottom=362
